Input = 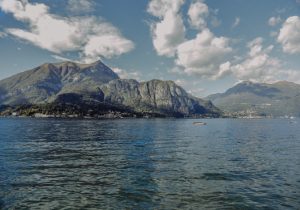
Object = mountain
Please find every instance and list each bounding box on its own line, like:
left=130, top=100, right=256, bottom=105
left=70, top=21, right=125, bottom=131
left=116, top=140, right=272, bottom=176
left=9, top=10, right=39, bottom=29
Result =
left=0, top=61, right=220, bottom=117
left=207, top=81, right=300, bottom=117
left=100, top=79, right=220, bottom=116
left=0, top=60, right=119, bottom=105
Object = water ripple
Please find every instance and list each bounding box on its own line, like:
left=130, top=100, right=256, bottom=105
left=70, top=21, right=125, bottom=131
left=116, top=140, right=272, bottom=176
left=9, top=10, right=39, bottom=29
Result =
left=0, top=118, right=299, bottom=209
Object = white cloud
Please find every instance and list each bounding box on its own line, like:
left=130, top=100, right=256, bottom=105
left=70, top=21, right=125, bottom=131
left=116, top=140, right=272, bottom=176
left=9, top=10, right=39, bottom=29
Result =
left=232, top=17, right=240, bottom=28
left=212, top=61, right=232, bottom=79
left=279, top=69, right=300, bottom=84
left=174, top=79, right=187, bottom=87
left=147, top=0, right=300, bottom=83
left=231, top=37, right=283, bottom=82
left=67, top=0, right=95, bottom=14
left=147, top=0, right=184, bottom=18
left=150, top=11, right=186, bottom=57
left=268, top=16, right=281, bottom=26
left=203, top=37, right=300, bottom=83
left=175, top=79, right=206, bottom=97
left=148, top=0, right=185, bottom=57
left=82, top=32, right=135, bottom=62
left=112, top=67, right=141, bottom=81
left=148, top=0, right=232, bottom=79
left=187, top=88, right=205, bottom=97
left=0, top=0, right=134, bottom=63
left=277, top=16, right=300, bottom=54
left=171, top=33, right=300, bottom=82
left=188, top=0, right=209, bottom=30
left=51, top=55, right=74, bottom=62
left=175, top=29, right=232, bottom=78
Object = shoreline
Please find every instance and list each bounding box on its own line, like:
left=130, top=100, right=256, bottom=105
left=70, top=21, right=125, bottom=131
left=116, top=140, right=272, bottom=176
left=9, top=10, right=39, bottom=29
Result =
left=0, top=115, right=297, bottom=120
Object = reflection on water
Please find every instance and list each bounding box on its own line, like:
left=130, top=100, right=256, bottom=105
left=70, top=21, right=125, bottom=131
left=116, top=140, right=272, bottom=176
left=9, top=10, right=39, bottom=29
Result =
left=0, top=118, right=299, bottom=209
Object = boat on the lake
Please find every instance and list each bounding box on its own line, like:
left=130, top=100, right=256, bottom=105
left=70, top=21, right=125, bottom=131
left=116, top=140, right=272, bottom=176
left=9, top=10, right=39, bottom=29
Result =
left=193, top=122, right=207, bottom=126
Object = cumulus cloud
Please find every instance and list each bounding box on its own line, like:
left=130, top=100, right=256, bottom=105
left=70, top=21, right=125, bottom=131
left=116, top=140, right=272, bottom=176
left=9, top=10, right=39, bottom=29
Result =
left=174, top=79, right=188, bottom=87
left=212, top=61, right=232, bottom=79
left=147, top=0, right=184, bottom=18
left=277, top=16, right=300, bottom=54
left=148, top=0, right=232, bottom=79
left=0, top=0, right=134, bottom=62
left=174, top=79, right=206, bottom=97
left=67, top=0, right=95, bottom=14
left=147, top=0, right=185, bottom=57
left=188, top=0, right=209, bottom=30
left=205, top=37, right=300, bottom=83
left=175, top=29, right=232, bottom=78
left=147, top=0, right=300, bottom=82
left=268, top=16, right=281, bottom=26
left=187, top=88, right=205, bottom=97
left=51, top=55, right=74, bottom=62
left=232, top=17, right=240, bottom=28
left=279, top=69, right=300, bottom=84
left=230, top=37, right=283, bottom=82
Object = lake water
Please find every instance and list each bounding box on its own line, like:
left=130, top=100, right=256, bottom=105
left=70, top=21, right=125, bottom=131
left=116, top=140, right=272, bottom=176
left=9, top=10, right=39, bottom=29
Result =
left=0, top=118, right=299, bottom=209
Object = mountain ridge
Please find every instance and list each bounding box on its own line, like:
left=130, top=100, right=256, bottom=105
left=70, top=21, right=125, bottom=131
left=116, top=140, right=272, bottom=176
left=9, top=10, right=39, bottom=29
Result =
left=0, top=61, right=220, bottom=117
left=0, top=60, right=119, bottom=105
left=100, top=78, right=220, bottom=116
left=206, top=80, right=300, bottom=117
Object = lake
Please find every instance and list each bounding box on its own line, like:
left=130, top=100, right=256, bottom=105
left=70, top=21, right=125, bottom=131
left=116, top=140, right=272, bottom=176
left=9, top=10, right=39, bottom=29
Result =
left=0, top=118, right=299, bottom=209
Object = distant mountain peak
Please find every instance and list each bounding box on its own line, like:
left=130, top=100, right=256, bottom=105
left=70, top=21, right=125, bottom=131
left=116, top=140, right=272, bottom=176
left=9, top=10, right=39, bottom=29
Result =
left=49, top=60, right=105, bottom=68
left=237, top=80, right=260, bottom=86
left=273, top=80, right=297, bottom=86
left=207, top=80, right=300, bottom=117
left=240, top=80, right=298, bottom=86
left=240, top=80, right=254, bottom=84
left=90, top=60, right=104, bottom=66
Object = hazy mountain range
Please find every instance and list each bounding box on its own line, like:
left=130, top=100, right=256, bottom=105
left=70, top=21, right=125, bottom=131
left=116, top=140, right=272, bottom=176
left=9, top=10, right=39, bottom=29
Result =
left=1, top=60, right=300, bottom=118
left=0, top=61, right=220, bottom=117
left=207, top=81, right=300, bottom=117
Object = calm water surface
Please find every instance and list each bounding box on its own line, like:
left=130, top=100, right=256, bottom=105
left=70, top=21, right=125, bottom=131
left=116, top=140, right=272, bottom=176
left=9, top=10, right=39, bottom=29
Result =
left=0, top=118, right=299, bottom=209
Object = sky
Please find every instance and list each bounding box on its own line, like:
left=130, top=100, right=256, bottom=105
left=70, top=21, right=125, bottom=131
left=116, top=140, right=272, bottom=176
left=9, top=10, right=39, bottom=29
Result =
left=0, top=0, right=300, bottom=97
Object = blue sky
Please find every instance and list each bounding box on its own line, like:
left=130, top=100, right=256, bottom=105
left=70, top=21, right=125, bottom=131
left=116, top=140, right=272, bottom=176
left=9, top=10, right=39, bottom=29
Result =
left=0, top=0, right=300, bottom=96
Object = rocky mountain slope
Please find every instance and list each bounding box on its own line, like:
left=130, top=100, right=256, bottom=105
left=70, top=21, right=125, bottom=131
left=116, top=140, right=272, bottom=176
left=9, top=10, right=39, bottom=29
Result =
left=0, top=61, right=119, bottom=105
left=207, top=81, right=300, bottom=117
left=100, top=79, right=220, bottom=116
left=0, top=61, right=220, bottom=117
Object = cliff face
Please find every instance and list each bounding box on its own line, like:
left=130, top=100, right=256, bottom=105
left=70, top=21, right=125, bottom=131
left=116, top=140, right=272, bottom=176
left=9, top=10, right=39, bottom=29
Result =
left=100, top=79, right=220, bottom=116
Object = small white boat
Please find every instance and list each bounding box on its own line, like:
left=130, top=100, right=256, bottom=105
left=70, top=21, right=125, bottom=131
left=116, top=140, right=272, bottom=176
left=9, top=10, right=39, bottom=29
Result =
left=193, top=122, right=207, bottom=126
